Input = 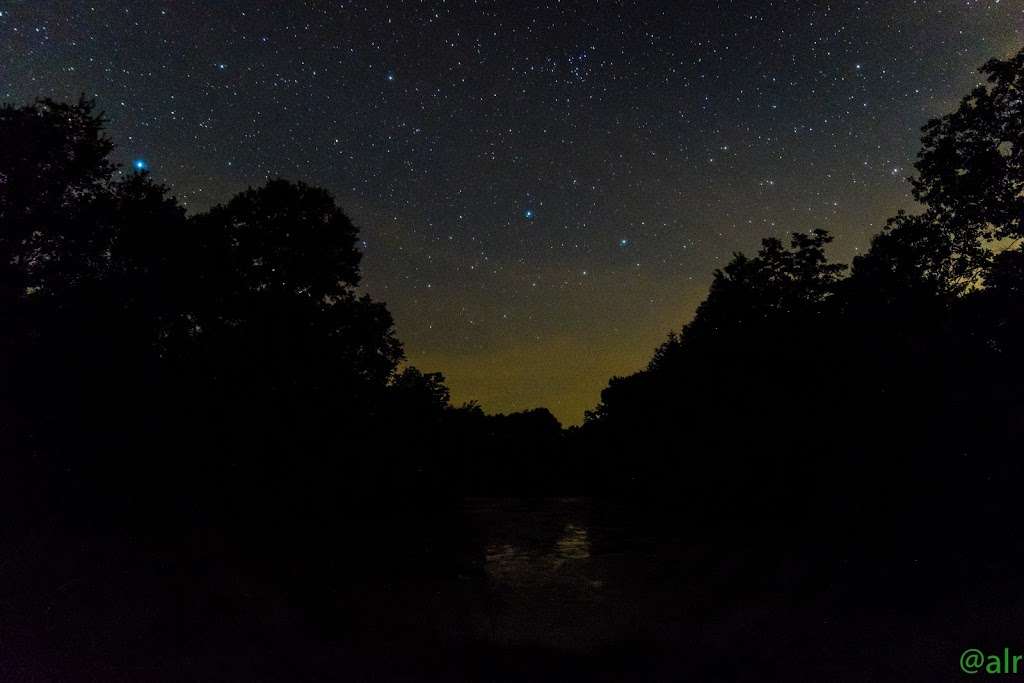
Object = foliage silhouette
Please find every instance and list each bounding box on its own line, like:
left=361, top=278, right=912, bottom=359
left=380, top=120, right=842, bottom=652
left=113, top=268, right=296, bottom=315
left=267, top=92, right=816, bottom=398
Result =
left=580, top=48, right=1024, bottom=599
left=0, top=99, right=458, bottom=573
left=5, top=45, right=1024, bottom=682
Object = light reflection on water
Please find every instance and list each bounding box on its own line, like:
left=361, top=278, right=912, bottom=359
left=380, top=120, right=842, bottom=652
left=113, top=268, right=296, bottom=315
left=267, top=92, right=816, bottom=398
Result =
left=484, top=522, right=592, bottom=579
left=554, top=523, right=591, bottom=562
left=465, top=498, right=636, bottom=649
left=342, top=498, right=686, bottom=655
left=474, top=499, right=596, bottom=585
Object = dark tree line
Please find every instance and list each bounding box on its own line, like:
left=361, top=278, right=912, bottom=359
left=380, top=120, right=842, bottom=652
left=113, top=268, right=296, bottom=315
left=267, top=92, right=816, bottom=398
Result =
left=577, top=47, right=1024, bottom=595
left=4, top=47, right=1024, bottom=609
left=0, top=96, right=573, bottom=591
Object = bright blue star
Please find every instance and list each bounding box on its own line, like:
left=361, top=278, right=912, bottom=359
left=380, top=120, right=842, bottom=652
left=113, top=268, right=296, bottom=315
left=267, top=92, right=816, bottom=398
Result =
left=619, top=238, right=630, bottom=247
left=524, top=208, right=535, bottom=220
left=133, top=159, right=148, bottom=172
left=385, top=71, right=396, bottom=82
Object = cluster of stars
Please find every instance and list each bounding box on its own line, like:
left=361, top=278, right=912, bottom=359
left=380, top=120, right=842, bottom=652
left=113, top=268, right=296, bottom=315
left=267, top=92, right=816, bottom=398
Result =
left=1, top=0, right=1021, bottom=421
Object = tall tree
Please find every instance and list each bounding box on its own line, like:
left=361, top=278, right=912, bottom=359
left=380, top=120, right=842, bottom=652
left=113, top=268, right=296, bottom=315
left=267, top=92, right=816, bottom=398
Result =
left=913, top=48, right=1024, bottom=246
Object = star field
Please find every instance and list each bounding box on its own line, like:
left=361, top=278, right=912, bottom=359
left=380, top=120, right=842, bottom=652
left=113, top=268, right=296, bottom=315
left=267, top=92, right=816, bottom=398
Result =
left=3, top=1, right=1022, bottom=423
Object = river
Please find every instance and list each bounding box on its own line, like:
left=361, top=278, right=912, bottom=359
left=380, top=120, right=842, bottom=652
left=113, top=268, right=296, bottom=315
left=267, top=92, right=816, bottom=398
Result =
left=332, top=496, right=980, bottom=680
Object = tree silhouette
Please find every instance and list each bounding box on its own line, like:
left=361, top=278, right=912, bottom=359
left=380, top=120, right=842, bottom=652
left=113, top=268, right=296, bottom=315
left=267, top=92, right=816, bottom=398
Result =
left=913, top=49, right=1024, bottom=243
left=0, top=98, right=116, bottom=297
left=7, top=46, right=1024, bottom=682
left=670, top=228, right=845, bottom=350
left=579, top=48, right=1024, bottom=561
left=0, top=98, right=436, bottom=544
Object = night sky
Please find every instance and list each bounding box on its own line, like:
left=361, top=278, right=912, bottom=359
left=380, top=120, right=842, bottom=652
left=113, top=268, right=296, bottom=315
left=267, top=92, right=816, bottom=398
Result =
left=3, top=1, right=1022, bottom=424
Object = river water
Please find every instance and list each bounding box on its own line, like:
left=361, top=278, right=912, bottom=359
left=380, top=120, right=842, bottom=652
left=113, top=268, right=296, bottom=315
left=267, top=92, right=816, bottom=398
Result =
left=463, top=497, right=688, bottom=651
left=6, top=496, right=992, bottom=680
left=334, top=496, right=746, bottom=680
left=335, top=496, right=978, bottom=680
